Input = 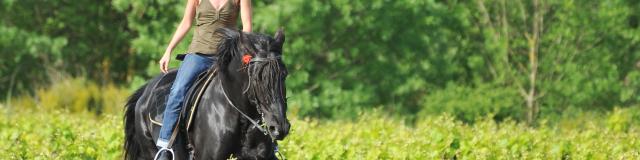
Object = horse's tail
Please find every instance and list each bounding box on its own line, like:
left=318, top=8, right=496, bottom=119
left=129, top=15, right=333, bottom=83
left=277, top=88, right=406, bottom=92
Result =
left=124, top=83, right=147, bottom=160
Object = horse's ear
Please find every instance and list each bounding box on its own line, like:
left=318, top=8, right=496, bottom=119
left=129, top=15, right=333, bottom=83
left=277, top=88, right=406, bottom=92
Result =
left=273, top=28, right=285, bottom=50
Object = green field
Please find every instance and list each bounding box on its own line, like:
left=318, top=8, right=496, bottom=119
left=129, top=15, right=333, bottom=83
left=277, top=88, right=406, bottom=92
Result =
left=1, top=82, right=639, bottom=159
left=2, top=106, right=640, bottom=159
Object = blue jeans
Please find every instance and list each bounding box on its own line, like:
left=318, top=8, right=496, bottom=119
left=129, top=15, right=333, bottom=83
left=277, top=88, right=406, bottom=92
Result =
left=157, top=53, right=215, bottom=148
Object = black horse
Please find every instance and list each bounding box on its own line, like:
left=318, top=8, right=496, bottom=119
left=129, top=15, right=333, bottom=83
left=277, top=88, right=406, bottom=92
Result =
left=123, top=28, right=290, bottom=160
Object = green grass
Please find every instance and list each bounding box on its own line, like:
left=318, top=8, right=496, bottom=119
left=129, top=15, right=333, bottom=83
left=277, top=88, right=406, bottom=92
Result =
left=0, top=108, right=122, bottom=159
left=1, top=107, right=639, bottom=159
left=1, top=77, right=639, bottom=159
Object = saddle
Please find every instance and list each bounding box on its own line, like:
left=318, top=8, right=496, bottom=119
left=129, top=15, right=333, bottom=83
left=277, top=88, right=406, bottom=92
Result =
left=147, top=54, right=219, bottom=154
left=148, top=68, right=216, bottom=130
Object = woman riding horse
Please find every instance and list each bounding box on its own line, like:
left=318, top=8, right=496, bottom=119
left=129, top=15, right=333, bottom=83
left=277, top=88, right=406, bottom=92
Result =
left=124, top=28, right=290, bottom=159
left=156, top=0, right=252, bottom=158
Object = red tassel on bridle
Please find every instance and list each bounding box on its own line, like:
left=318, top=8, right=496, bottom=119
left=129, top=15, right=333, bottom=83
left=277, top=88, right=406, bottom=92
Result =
left=242, top=54, right=252, bottom=64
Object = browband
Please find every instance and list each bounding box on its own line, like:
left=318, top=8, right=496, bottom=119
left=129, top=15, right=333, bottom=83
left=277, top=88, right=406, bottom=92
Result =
left=250, top=55, right=282, bottom=62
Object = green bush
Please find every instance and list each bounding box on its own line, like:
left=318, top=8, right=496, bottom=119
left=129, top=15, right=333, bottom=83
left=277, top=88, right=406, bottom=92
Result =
left=3, top=0, right=640, bottom=121
left=607, top=106, right=640, bottom=132
left=419, top=84, right=523, bottom=122
left=0, top=109, right=122, bottom=159
left=7, top=77, right=128, bottom=116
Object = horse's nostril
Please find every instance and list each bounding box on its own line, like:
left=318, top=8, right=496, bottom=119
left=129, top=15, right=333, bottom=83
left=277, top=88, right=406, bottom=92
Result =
left=269, top=126, right=279, bottom=136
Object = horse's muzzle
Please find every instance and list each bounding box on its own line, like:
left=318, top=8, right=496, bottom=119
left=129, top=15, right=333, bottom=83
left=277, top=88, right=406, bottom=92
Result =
left=269, top=120, right=290, bottom=140
left=268, top=126, right=281, bottom=139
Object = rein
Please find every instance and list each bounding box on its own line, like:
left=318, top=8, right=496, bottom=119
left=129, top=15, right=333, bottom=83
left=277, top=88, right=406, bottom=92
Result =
left=219, top=80, right=269, bottom=135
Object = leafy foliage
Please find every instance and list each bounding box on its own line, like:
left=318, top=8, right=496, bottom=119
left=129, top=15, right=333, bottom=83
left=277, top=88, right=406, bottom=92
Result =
left=2, top=79, right=640, bottom=159
left=1, top=107, right=639, bottom=159
left=0, top=0, right=131, bottom=97
left=0, top=109, right=122, bottom=159
left=419, top=83, right=523, bottom=122
left=1, top=0, right=640, bottom=121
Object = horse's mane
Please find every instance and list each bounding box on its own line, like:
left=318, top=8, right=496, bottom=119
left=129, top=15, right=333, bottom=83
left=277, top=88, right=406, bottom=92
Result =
left=214, top=28, right=244, bottom=69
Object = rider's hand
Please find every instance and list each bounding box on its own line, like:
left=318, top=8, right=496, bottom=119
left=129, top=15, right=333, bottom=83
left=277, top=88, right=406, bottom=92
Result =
left=159, top=51, right=171, bottom=73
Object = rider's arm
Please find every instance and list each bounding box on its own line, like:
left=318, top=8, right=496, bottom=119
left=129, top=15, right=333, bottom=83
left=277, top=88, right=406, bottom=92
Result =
left=239, top=0, right=252, bottom=32
left=159, top=0, right=198, bottom=73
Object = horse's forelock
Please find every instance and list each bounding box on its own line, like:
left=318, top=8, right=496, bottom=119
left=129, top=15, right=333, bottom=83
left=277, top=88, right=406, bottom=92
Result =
left=247, top=58, right=287, bottom=105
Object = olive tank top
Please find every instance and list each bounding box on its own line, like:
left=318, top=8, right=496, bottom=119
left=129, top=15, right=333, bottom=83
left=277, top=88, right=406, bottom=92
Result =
left=188, top=0, right=239, bottom=55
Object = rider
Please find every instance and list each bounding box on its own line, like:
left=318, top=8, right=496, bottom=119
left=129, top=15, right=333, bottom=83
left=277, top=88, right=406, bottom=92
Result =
left=155, top=0, right=252, bottom=158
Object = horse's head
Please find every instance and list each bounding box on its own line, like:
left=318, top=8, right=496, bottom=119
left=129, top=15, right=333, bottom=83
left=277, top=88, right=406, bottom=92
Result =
left=216, top=28, right=290, bottom=140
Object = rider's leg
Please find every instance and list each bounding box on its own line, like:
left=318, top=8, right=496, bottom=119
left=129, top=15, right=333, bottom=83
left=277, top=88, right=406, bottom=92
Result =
left=156, top=53, right=215, bottom=149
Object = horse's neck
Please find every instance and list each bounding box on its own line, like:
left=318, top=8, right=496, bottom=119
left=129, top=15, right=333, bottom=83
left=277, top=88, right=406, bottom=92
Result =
left=216, top=73, right=246, bottom=107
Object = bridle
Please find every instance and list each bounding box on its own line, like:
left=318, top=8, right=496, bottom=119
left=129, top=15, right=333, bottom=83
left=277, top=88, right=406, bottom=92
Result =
left=226, top=31, right=288, bottom=158
left=220, top=54, right=284, bottom=141
left=219, top=54, right=286, bottom=159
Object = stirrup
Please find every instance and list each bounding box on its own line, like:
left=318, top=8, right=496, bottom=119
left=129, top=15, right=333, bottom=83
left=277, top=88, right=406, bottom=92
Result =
left=153, top=147, right=175, bottom=160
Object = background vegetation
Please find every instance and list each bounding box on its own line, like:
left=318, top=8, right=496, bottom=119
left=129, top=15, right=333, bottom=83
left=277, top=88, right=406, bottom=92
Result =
left=2, top=80, right=639, bottom=159
left=1, top=0, right=639, bottom=159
